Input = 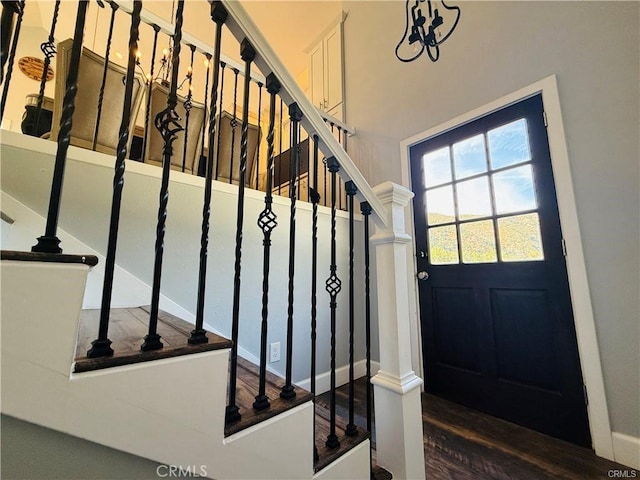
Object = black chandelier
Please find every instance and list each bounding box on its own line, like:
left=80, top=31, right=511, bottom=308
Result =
left=395, top=0, right=461, bottom=63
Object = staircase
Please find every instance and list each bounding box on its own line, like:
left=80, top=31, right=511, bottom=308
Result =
left=1, top=0, right=426, bottom=478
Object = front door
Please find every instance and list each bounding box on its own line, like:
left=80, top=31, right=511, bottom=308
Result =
left=410, top=94, right=591, bottom=447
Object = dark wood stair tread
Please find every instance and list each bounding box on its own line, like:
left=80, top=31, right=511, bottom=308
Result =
left=225, top=356, right=313, bottom=437
left=74, top=306, right=231, bottom=373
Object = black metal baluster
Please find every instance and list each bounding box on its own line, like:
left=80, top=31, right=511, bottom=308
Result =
left=31, top=1, right=86, bottom=254
left=323, top=157, right=328, bottom=207
left=280, top=101, right=302, bottom=401
left=141, top=24, right=160, bottom=162
left=253, top=73, right=280, bottom=411
left=197, top=53, right=211, bottom=177
left=0, top=0, right=24, bottom=120
left=360, top=201, right=373, bottom=463
left=277, top=97, right=283, bottom=196
left=325, top=156, right=342, bottom=450
left=345, top=180, right=358, bottom=436
left=181, top=44, right=195, bottom=172
left=0, top=2, right=21, bottom=86
left=189, top=1, right=226, bottom=346
left=226, top=38, right=256, bottom=425
left=254, top=81, right=262, bottom=190
left=227, top=67, right=239, bottom=184
left=87, top=0, right=142, bottom=357
left=32, top=0, right=60, bottom=136
left=310, top=134, right=321, bottom=461
left=214, top=61, right=225, bottom=180
left=91, top=0, right=118, bottom=151
left=142, top=0, right=185, bottom=352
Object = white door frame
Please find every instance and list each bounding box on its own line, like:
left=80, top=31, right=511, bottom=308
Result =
left=399, top=75, right=614, bottom=460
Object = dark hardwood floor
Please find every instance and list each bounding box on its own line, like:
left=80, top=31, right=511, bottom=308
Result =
left=321, top=377, right=638, bottom=479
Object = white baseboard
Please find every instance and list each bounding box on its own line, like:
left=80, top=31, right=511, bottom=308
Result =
left=612, top=432, right=640, bottom=469
left=296, top=360, right=380, bottom=395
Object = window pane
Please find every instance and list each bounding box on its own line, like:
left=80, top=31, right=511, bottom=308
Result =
left=493, top=165, right=537, bottom=214
left=498, top=214, right=544, bottom=262
left=453, top=134, right=487, bottom=179
left=456, top=176, right=492, bottom=220
left=428, top=225, right=459, bottom=264
left=460, top=220, right=497, bottom=263
left=423, top=147, right=452, bottom=187
left=488, top=119, right=531, bottom=169
left=426, top=185, right=455, bottom=225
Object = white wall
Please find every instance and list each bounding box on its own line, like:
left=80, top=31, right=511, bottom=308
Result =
left=0, top=130, right=369, bottom=388
left=342, top=0, right=639, bottom=443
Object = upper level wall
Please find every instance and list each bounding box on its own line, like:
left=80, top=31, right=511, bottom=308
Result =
left=342, top=0, right=640, bottom=439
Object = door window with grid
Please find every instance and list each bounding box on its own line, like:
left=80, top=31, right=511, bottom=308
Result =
left=423, top=118, right=544, bottom=265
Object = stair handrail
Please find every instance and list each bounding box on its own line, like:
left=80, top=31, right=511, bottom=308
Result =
left=220, top=0, right=388, bottom=229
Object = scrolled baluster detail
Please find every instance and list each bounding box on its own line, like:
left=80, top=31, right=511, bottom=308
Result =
left=32, top=0, right=60, bottom=137
left=325, top=156, right=342, bottom=450
left=142, top=0, right=185, bottom=352
left=32, top=0, right=87, bottom=254
left=253, top=73, right=281, bottom=412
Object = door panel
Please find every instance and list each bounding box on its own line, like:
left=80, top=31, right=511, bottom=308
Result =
left=411, top=94, right=591, bottom=447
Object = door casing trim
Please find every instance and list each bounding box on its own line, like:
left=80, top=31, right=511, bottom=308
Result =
left=399, top=75, right=614, bottom=459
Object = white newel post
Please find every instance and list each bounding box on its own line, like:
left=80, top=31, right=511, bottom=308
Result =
left=370, top=181, right=425, bottom=480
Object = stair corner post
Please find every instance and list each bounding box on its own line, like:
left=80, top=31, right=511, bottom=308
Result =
left=370, top=181, right=426, bottom=480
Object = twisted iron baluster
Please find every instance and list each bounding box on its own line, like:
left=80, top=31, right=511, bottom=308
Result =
left=190, top=1, right=227, bottom=345
left=0, top=0, right=24, bottom=120
left=32, top=0, right=60, bottom=136
left=253, top=73, right=281, bottom=411
left=345, top=180, right=358, bottom=437
left=181, top=44, right=195, bottom=172
left=280, top=101, right=303, bottom=401
left=310, top=134, right=321, bottom=461
left=197, top=52, right=211, bottom=177
left=31, top=0, right=87, bottom=254
left=360, top=200, right=373, bottom=476
left=226, top=38, right=256, bottom=425
left=141, top=24, right=160, bottom=162
left=214, top=62, right=225, bottom=180
left=325, top=156, right=342, bottom=450
left=142, top=0, right=185, bottom=352
left=227, top=68, right=239, bottom=184
left=87, top=0, right=142, bottom=357
left=0, top=2, right=21, bottom=86
left=254, top=81, right=262, bottom=190
left=92, top=0, right=118, bottom=151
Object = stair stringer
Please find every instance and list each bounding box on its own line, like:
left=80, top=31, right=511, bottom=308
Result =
left=0, top=259, right=318, bottom=479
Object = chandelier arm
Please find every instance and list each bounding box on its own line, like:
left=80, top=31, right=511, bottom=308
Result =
left=434, top=0, right=461, bottom=46
left=394, top=0, right=424, bottom=63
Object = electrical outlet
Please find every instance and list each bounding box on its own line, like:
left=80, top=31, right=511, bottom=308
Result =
left=269, top=342, right=281, bottom=363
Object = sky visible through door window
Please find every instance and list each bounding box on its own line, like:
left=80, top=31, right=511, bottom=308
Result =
left=422, top=118, right=544, bottom=264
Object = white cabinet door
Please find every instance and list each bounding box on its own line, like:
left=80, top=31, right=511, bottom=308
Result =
left=308, top=21, right=344, bottom=115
